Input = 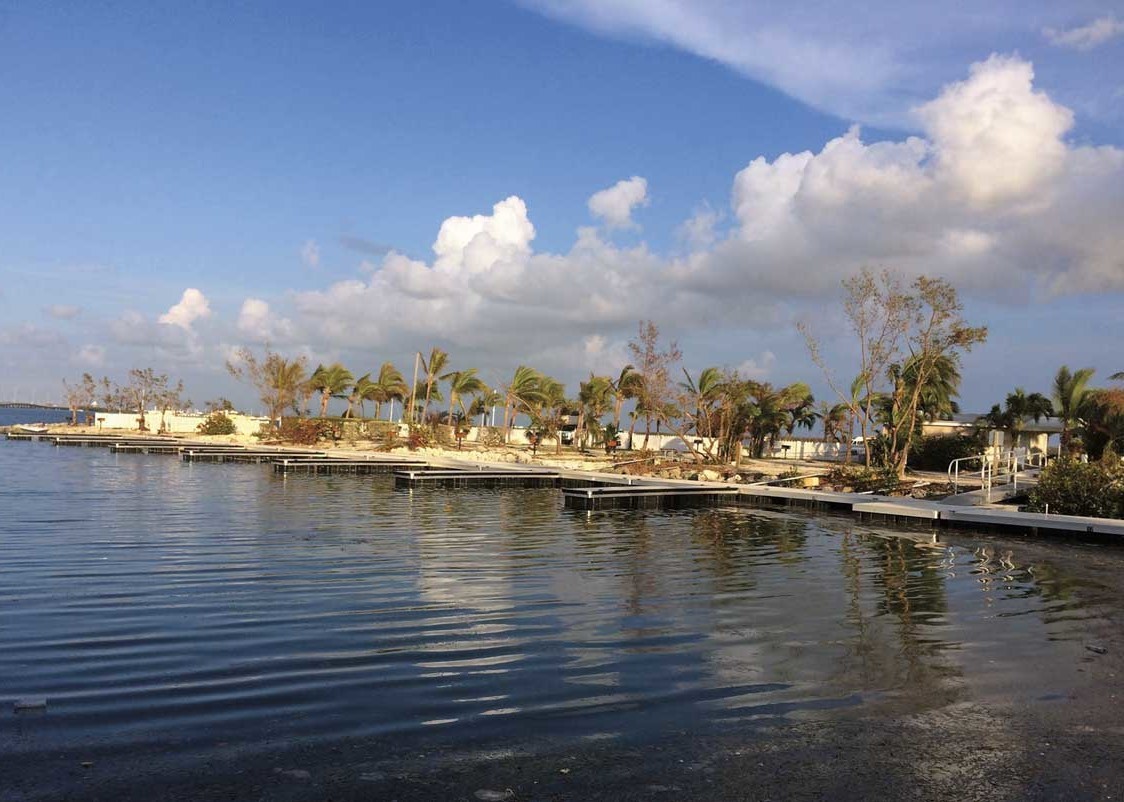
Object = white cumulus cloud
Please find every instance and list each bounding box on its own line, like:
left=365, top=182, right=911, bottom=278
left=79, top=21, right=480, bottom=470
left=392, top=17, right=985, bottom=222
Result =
left=588, top=176, right=649, bottom=228
left=158, top=288, right=212, bottom=330
left=237, top=298, right=294, bottom=343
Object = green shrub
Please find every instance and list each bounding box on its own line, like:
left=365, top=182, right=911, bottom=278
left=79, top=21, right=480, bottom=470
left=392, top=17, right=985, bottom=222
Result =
left=908, top=432, right=986, bottom=472
left=1026, top=458, right=1124, bottom=519
left=197, top=412, right=237, bottom=435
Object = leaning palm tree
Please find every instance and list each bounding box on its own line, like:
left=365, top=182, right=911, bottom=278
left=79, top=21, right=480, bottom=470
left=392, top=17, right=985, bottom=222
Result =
left=502, top=365, right=544, bottom=441
left=309, top=363, right=354, bottom=418
left=346, top=373, right=375, bottom=418
left=367, top=361, right=407, bottom=420
left=443, top=368, right=486, bottom=425
left=527, top=376, right=569, bottom=454
left=610, top=364, right=642, bottom=431
left=419, top=348, right=449, bottom=422
left=1052, top=365, right=1096, bottom=452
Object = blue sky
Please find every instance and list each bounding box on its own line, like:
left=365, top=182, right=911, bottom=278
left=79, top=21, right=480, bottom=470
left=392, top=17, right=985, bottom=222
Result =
left=0, top=1, right=1122, bottom=412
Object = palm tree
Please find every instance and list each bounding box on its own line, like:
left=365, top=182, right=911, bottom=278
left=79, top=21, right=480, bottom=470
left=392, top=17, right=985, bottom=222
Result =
left=502, top=365, right=544, bottom=441
left=782, top=382, right=818, bottom=435
left=527, top=376, right=569, bottom=454
left=610, top=364, right=641, bottom=431
left=443, top=368, right=486, bottom=424
left=904, top=354, right=961, bottom=421
left=420, top=348, right=448, bottom=422
left=1052, top=365, right=1095, bottom=452
left=469, top=387, right=504, bottom=428
left=981, top=388, right=1053, bottom=447
left=368, top=361, right=407, bottom=420
left=346, top=373, right=375, bottom=418
left=309, top=363, right=354, bottom=418
left=680, top=366, right=724, bottom=439
left=822, top=402, right=850, bottom=444
left=577, top=374, right=614, bottom=449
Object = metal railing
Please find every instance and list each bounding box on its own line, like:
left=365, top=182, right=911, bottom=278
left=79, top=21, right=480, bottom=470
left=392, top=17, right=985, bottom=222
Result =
left=948, top=449, right=1048, bottom=503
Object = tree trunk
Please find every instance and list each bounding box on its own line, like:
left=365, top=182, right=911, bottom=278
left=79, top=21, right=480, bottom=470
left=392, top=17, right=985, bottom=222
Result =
left=320, top=390, right=330, bottom=418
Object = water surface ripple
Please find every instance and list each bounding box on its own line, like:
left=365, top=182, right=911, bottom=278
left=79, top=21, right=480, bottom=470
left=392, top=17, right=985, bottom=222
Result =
left=0, top=442, right=1118, bottom=763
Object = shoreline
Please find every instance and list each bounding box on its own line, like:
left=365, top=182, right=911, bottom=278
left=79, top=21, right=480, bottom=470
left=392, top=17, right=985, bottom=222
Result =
left=8, top=425, right=1124, bottom=541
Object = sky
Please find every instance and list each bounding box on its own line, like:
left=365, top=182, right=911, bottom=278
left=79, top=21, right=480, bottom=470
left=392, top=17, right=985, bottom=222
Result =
left=0, top=1, right=1122, bottom=413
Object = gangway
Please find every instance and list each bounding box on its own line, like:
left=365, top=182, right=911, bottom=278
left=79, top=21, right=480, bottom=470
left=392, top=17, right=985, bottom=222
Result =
left=947, top=449, right=1046, bottom=505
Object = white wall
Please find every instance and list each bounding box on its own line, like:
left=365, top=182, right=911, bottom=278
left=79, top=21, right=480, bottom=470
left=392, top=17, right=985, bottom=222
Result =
left=94, top=410, right=268, bottom=436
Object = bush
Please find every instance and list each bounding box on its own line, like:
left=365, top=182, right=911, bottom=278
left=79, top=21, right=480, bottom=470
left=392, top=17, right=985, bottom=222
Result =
left=197, top=412, right=237, bottom=435
left=481, top=426, right=506, bottom=447
left=908, top=432, right=986, bottom=472
left=278, top=417, right=332, bottom=446
left=407, top=424, right=434, bottom=451
left=1026, top=458, right=1124, bottom=519
left=825, top=464, right=902, bottom=494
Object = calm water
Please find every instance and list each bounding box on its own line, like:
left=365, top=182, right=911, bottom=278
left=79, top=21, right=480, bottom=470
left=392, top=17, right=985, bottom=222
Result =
left=1, top=441, right=1120, bottom=775
left=0, top=407, right=72, bottom=427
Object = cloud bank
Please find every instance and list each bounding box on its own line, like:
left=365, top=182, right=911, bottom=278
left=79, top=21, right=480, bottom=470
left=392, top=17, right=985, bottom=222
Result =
left=285, top=55, right=1121, bottom=370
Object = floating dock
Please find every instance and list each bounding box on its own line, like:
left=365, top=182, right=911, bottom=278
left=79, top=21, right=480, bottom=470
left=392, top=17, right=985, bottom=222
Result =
left=6, top=432, right=1123, bottom=539
left=395, top=468, right=561, bottom=488
left=181, top=449, right=325, bottom=463
left=564, top=483, right=738, bottom=510
left=275, top=458, right=427, bottom=474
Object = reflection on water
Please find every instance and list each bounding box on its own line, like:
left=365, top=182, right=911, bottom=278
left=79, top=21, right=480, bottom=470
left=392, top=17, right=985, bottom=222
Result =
left=0, top=442, right=1118, bottom=761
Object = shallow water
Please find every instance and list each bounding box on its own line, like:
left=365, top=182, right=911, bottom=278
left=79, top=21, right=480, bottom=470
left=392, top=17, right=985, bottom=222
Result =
left=0, top=441, right=1119, bottom=773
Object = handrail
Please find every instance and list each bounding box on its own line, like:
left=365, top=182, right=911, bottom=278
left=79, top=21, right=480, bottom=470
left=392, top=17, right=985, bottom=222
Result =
left=948, top=449, right=1048, bottom=502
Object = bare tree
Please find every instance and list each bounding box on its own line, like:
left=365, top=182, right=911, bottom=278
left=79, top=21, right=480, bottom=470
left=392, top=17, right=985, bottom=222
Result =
left=226, top=347, right=308, bottom=425
left=802, top=268, right=912, bottom=466
left=627, top=320, right=682, bottom=450
left=882, top=276, right=987, bottom=475
left=120, top=368, right=165, bottom=431
left=802, top=268, right=985, bottom=475
left=156, top=378, right=186, bottom=433
left=62, top=373, right=96, bottom=426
